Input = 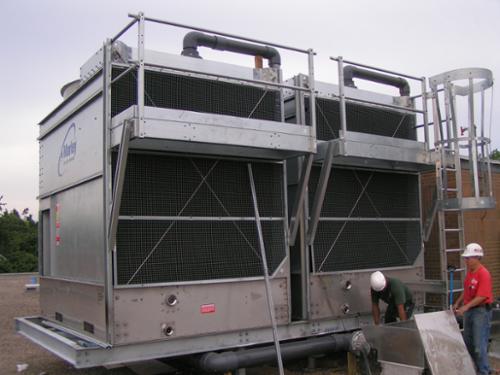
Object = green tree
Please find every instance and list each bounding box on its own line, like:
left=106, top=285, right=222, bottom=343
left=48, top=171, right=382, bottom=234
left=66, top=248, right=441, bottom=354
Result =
left=491, top=149, right=500, bottom=161
left=0, top=206, right=38, bottom=273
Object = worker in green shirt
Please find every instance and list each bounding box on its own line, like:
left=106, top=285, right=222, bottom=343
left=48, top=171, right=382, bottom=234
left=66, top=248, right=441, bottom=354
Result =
left=370, top=271, right=414, bottom=325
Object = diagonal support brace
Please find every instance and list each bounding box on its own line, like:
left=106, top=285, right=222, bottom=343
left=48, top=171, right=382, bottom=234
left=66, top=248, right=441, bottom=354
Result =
left=288, top=154, right=314, bottom=246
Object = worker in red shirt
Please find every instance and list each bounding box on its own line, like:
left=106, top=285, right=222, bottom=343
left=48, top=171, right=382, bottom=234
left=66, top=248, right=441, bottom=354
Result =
left=453, top=243, right=493, bottom=375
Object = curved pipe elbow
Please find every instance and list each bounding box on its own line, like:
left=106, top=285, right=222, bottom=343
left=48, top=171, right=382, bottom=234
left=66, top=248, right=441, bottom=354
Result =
left=343, top=65, right=410, bottom=96
left=181, top=31, right=281, bottom=68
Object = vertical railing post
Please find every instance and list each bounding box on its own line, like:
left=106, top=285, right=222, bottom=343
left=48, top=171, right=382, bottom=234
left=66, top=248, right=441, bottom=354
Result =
left=337, top=56, right=347, bottom=138
left=137, top=12, right=145, bottom=138
left=307, top=49, right=316, bottom=141
left=468, top=78, right=480, bottom=198
left=421, top=77, right=429, bottom=152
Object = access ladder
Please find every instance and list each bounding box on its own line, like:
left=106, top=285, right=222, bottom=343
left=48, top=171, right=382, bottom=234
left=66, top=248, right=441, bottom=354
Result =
left=428, top=68, right=495, bottom=309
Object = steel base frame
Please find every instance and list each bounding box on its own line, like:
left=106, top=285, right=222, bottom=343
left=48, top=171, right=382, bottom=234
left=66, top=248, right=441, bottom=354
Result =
left=16, top=315, right=370, bottom=369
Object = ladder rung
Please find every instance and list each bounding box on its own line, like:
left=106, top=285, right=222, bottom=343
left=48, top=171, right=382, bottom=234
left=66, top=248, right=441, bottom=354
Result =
left=445, top=248, right=462, bottom=253
left=446, top=268, right=465, bottom=273
left=444, top=228, right=462, bottom=232
left=447, top=288, right=464, bottom=293
left=439, top=167, right=457, bottom=171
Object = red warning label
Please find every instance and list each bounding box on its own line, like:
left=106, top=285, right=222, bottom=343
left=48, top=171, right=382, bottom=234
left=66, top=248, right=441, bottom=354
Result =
left=200, top=303, right=216, bottom=314
left=55, top=203, right=61, bottom=247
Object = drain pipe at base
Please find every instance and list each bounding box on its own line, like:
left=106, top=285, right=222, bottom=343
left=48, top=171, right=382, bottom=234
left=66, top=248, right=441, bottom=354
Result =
left=197, top=332, right=364, bottom=372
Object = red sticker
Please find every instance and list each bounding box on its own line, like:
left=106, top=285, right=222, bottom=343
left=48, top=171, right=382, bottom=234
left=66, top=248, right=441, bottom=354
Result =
left=200, top=304, right=216, bottom=314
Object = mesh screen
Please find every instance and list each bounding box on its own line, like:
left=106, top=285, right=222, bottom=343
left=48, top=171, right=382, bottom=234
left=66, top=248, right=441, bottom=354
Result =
left=314, top=98, right=416, bottom=141
left=119, top=153, right=284, bottom=217
left=308, top=167, right=419, bottom=218
left=313, top=221, right=421, bottom=272
left=310, top=167, right=421, bottom=272
left=111, top=68, right=281, bottom=121
left=116, top=220, right=285, bottom=284
left=115, top=153, right=286, bottom=284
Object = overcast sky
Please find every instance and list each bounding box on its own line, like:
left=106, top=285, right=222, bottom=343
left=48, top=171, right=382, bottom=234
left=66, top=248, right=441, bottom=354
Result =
left=1, top=0, right=499, bottom=215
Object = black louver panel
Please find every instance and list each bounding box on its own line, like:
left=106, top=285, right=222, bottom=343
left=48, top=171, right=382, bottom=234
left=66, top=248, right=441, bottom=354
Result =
left=314, top=98, right=416, bottom=141
left=309, top=167, right=421, bottom=272
left=119, top=154, right=284, bottom=217
left=117, top=220, right=285, bottom=284
left=312, top=221, right=421, bottom=271
left=111, top=68, right=281, bottom=121
left=115, top=153, right=286, bottom=284
left=308, top=168, right=419, bottom=218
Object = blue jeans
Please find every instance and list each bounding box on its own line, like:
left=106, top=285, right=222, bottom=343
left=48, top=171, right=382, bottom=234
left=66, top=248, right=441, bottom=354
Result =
left=463, top=307, right=492, bottom=375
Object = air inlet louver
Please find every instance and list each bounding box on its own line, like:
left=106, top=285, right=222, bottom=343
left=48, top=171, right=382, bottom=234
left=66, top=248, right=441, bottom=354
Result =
left=111, top=68, right=281, bottom=121
left=115, top=153, right=286, bottom=284
left=309, top=167, right=421, bottom=272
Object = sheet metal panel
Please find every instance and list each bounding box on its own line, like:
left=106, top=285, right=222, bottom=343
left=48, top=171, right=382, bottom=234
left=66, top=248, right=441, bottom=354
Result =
left=325, top=132, right=429, bottom=164
left=414, top=310, right=476, bottom=375
left=40, top=278, right=106, bottom=342
left=309, top=267, right=424, bottom=320
left=362, top=320, right=425, bottom=368
left=111, top=106, right=315, bottom=155
left=113, top=278, right=289, bottom=344
left=39, top=99, right=103, bottom=196
left=48, top=178, right=104, bottom=282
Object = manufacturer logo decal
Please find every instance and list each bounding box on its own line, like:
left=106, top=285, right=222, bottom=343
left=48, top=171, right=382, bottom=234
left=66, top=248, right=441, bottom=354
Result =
left=58, top=123, right=77, bottom=176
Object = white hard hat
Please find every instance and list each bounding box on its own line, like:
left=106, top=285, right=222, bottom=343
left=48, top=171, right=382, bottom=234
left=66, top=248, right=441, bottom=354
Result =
left=462, top=243, right=484, bottom=257
left=370, top=271, right=386, bottom=292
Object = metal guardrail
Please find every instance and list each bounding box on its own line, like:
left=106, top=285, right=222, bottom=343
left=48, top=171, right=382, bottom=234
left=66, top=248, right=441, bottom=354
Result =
left=330, top=56, right=430, bottom=152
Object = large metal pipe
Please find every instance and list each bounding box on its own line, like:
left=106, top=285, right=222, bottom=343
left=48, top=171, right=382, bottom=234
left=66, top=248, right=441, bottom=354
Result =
left=197, top=333, right=353, bottom=372
left=181, top=31, right=281, bottom=67
left=343, top=65, right=410, bottom=96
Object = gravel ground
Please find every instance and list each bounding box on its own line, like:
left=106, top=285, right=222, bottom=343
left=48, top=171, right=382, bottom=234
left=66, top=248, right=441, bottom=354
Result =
left=2, top=273, right=498, bottom=375
left=0, top=274, right=135, bottom=375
